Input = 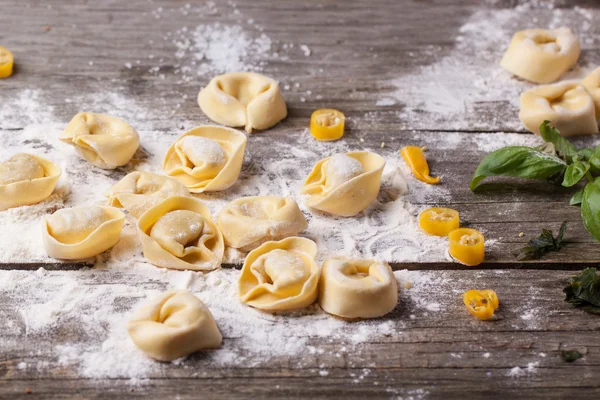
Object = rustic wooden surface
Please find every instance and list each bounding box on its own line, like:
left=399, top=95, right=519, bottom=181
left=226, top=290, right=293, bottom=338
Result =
left=2, top=0, right=600, bottom=398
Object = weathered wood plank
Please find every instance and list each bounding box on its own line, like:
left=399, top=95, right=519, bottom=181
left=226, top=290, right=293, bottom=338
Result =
left=1, top=268, right=599, bottom=398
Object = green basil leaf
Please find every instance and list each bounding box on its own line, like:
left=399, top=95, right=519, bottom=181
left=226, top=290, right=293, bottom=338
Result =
left=570, top=187, right=584, bottom=206
left=588, top=145, right=600, bottom=170
left=539, top=121, right=578, bottom=159
left=581, top=179, right=600, bottom=241
left=562, top=161, right=590, bottom=187
left=578, top=147, right=594, bottom=161
left=470, top=146, right=567, bottom=191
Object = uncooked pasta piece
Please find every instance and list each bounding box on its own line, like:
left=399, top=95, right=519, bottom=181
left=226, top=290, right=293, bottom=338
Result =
left=106, top=171, right=190, bottom=218
left=519, top=81, right=598, bottom=136
left=0, top=153, right=61, bottom=211
left=218, top=196, right=307, bottom=251
left=127, top=290, right=222, bottom=361
left=238, top=237, right=319, bottom=311
left=319, top=258, right=398, bottom=319
left=198, top=72, right=287, bottom=133
left=301, top=152, right=385, bottom=216
left=137, top=196, right=224, bottom=271
left=501, top=27, right=580, bottom=84
left=42, top=206, right=125, bottom=259
left=163, top=125, right=246, bottom=193
left=61, top=112, right=140, bottom=169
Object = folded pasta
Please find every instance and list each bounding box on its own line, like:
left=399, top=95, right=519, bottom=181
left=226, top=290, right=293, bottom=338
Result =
left=42, top=206, right=125, bottom=259
left=238, top=237, right=319, bottom=311
left=218, top=196, right=308, bottom=251
left=106, top=171, right=190, bottom=218
left=519, top=80, right=598, bottom=136
left=127, top=290, right=222, bottom=362
left=319, top=258, right=398, bottom=319
left=301, top=152, right=385, bottom=216
left=61, top=112, right=140, bottom=169
left=198, top=72, right=287, bottom=133
left=163, top=126, right=247, bottom=193
left=0, top=153, right=61, bottom=211
left=137, top=196, right=224, bottom=271
left=582, top=67, right=600, bottom=120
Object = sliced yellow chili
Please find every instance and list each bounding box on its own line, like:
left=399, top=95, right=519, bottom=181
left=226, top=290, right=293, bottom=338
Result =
left=463, top=289, right=499, bottom=320
left=0, top=46, right=14, bottom=79
left=419, top=207, right=460, bottom=236
left=310, top=109, right=345, bottom=141
left=448, top=228, right=485, bottom=266
left=400, top=146, right=440, bottom=184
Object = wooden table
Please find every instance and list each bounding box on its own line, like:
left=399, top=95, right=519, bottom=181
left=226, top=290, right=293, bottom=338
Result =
left=2, top=0, right=600, bottom=398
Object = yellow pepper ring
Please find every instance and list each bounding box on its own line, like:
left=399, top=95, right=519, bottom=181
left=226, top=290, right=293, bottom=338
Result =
left=463, top=289, right=499, bottom=320
left=418, top=207, right=460, bottom=236
left=0, top=46, right=14, bottom=79
left=309, top=109, right=345, bottom=141
left=400, top=146, right=440, bottom=185
left=448, top=228, right=485, bottom=266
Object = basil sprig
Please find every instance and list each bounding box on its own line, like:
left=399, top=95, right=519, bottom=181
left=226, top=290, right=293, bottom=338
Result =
left=470, top=121, right=600, bottom=241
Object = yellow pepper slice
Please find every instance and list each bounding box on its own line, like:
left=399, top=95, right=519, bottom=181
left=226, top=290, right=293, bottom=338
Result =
left=400, top=146, right=440, bottom=184
left=0, top=46, right=14, bottom=78
left=448, top=228, right=485, bottom=266
left=419, top=207, right=460, bottom=236
left=463, top=289, right=499, bottom=320
left=310, top=109, right=345, bottom=141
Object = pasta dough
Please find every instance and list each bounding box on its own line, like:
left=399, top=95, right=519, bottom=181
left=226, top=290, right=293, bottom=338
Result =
left=520, top=81, right=598, bottom=136
left=137, top=196, right=224, bottom=271
left=301, top=152, right=386, bottom=217
left=163, top=126, right=247, bottom=193
left=500, top=27, right=580, bottom=84
left=61, top=112, right=140, bottom=169
left=238, top=237, right=319, bottom=311
left=106, top=171, right=190, bottom=218
left=319, top=258, right=398, bottom=319
left=582, top=67, right=600, bottom=120
left=218, top=196, right=308, bottom=251
left=42, top=206, right=125, bottom=259
left=198, top=72, right=287, bottom=133
left=127, top=290, right=222, bottom=362
left=0, top=153, right=61, bottom=211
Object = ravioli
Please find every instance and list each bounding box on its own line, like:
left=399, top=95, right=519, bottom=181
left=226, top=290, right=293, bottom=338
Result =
left=61, top=112, right=140, bottom=169
left=137, top=196, right=224, bottom=271
left=198, top=72, right=287, bottom=133
left=319, top=258, right=398, bottom=319
left=301, top=152, right=386, bottom=216
left=127, top=290, right=222, bottom=361
left=42, top=206, right=125, bottom=259
left=106, top=171, right=190, bottom=218
left=520, top=81, right=598, bottom=136
left=218, top=196, right=308, bottom=251
left=0, top=153, right=61, bottom=211
left=238, top=237, right=319, bottom=311
left=501, top=27, right=580, bottom=84
left=163, top=126, right=247, bottom=193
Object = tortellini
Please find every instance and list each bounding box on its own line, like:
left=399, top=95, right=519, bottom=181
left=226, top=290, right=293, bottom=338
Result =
left=301, top=152, right=386, bottom=217
left=238, top=237, right=319, bottom=311
left=106, top=171, right=190, bottom=218
left=42, top=206, right=125, bottom=259
left=582, top=67, right=600, bottom=120
left=500, top=27, right=580, bottom=84
left=0, top=153, right=61, bottom=211
left=163, top=126, right=247, bottom=193
left=218, top=196, right=308, bottom=251
left=520, top=80, right=598, bottom=136
left=60, top=112, right=140, bottom=169
left=127, top=290, right=222, bottom=362
left=198, top=72, right=287, bottom=133
left=319, top=258, right=398, bottom=319
left=137, top=196, right=224, bottom=271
